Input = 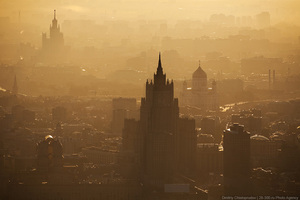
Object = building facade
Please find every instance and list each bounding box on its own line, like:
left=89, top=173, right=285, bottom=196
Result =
left=223, top=123, right=251, bottom=195
left=180, top=63, right=218, bottom=111
left=36, top=135, right=63, bottom=172
left=41, top=10, right=64, bottom=62
left=111, top=98, right=138, bottom=135
left=122, top=54, right=197, bottom=189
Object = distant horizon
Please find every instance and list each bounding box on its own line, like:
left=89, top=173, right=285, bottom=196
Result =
left=1, top=0, right=300, bottom=25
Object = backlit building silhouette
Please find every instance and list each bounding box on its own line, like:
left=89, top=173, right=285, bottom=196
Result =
left=41, top=10, right=64, bottom=62
left=122, top=53, right=197, bottom=189
left=223, top=123, right=251, bottom=195
left=37, top=135, right=63, bottom=172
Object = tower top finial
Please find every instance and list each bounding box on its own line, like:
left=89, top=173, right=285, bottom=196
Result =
left=156, top=52, right=163, bottom=75
left=54, top=10, right=56, bottom=19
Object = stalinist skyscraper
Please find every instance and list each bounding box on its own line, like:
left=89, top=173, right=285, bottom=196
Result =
left=42, top=10, right=64, bottom=50
left=140, top=53, right=178, bottom=187
left=41, top=10, right=64, bottom=62
left=122, top=54, right=196, bottom=190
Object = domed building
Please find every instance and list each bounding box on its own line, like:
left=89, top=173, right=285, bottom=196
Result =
left=181, top=62, right=218, bottom=110
left=37, top=135, right=63, bottom=172
left=192, top=66, right=207, bottom=91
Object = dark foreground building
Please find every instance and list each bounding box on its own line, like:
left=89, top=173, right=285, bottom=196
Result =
left=122, top=54, right=197, bottom=190
left=223, top=123, right=251, bottom=195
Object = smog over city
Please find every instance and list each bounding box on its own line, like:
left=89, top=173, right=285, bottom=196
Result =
left=0, top=0, right=300, bottom=199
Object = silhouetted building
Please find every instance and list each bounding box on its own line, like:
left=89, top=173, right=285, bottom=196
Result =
left=41, top=10, right=64, bottom=62
left=141, top=53, right=176, bottom=188
left=181, top=62, right=218, bottom=111
left=231, top=109, right=262, bottom=133
left=42, top=10, right=64, bottom=50
left=111, top=98, right=138, bottom=135
left=250, top=134, right=281, bottom=167
left=223, top=123, right=251, bottom=195
left=120, top=118, right=140, bottom=178
left=196, top=143, right=223, bottom=176
left=36, top=135, right=63, bottom=172
left=201, top=116, right=221, bottom=141
left=122, top=54, right=197, bottom=189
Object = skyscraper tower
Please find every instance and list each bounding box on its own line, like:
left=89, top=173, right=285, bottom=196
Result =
left=122, top=53, right=196, bottom=190
left=50, top=10, right=63, bottom=45
left=140, top=53, right=178, bottom=188
left=42, top=10, right=64, bottom=52
left=223, top=123, right=251, bottom=195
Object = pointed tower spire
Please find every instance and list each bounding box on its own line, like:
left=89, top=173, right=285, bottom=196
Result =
left=154, top=52, right=166, bottom=85
left=51, top=9, right=58, bottom=29
left=156, top=52, right=163, bottom=75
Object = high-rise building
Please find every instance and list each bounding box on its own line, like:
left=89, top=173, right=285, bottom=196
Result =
left=140, top=53, right=178, bottom=188
left=41, top=10, right=64, bottom=61
left=42, top=10, right=64, bottom=50
left=223, top=123, right=251, bottom=195
left=231, top=109, right=262, bottom=134
left=122, top=54, right=196, bottom=189
left=111, top=98, right=138, bottom=135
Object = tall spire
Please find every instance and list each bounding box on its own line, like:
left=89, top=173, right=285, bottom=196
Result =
left=154, top=52, right=166, bottom=85
left=51, top=9, right=58, bottom=29
left=156, top=52, right=163, bottom=75
left=198, top=60, right=203, bottom=70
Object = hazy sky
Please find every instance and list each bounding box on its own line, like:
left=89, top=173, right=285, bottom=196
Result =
left=1, top=0, right=300, bottom=25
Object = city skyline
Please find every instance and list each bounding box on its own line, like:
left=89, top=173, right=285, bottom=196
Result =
left=0, top=3, right=300, bottom=199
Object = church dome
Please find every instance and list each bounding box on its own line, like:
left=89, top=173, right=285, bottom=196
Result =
left=193, top=66, right=207, bottom=79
